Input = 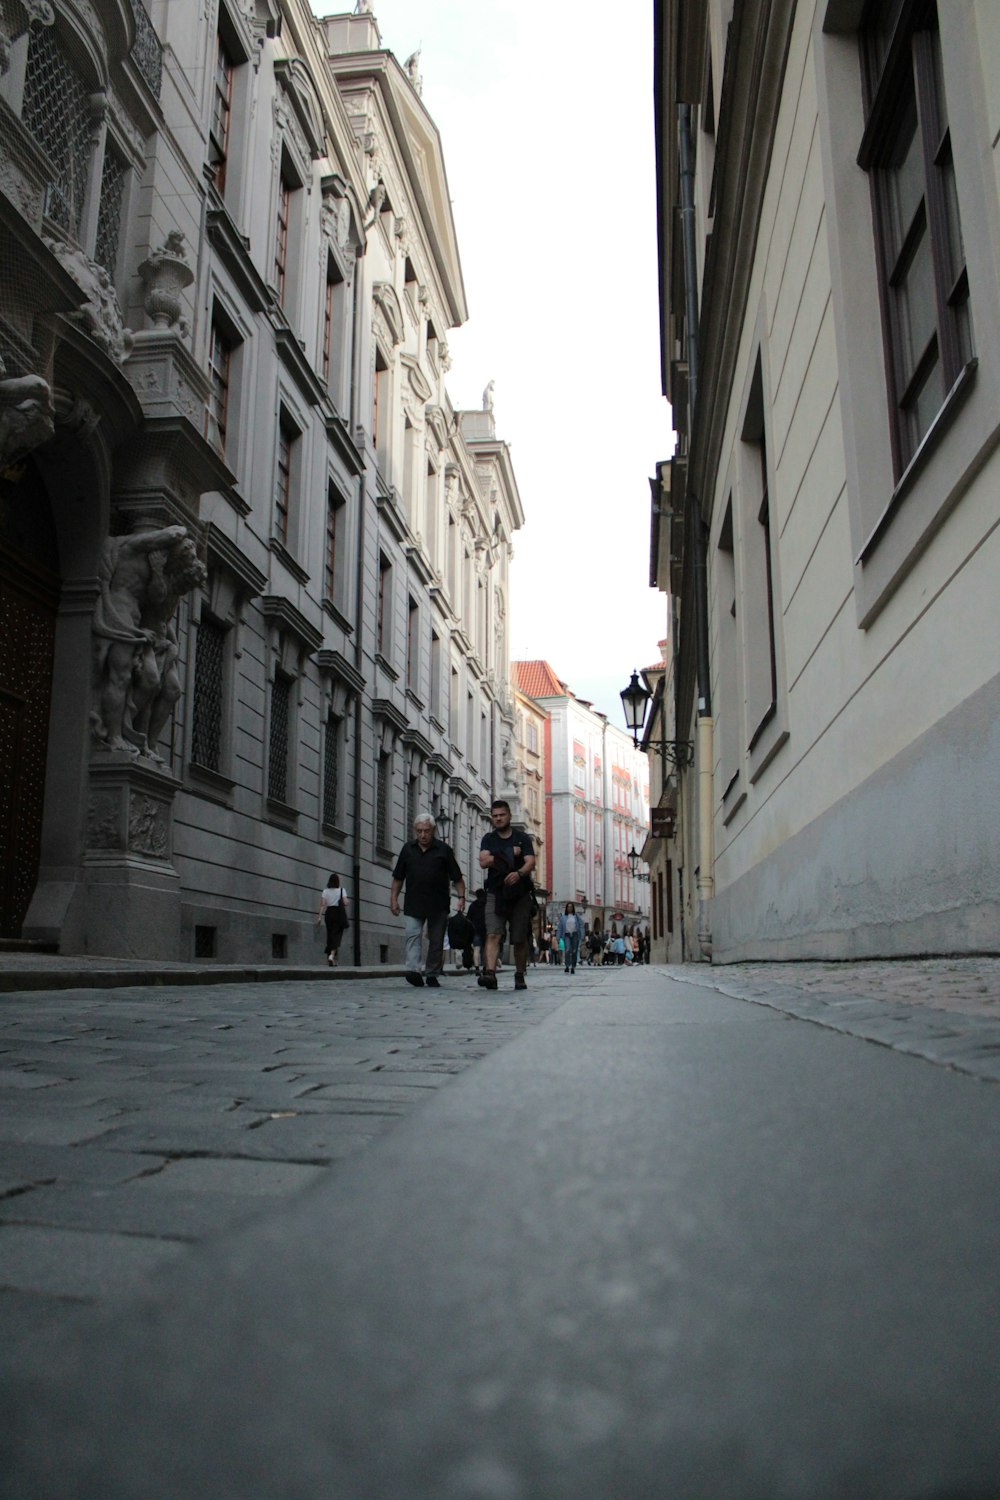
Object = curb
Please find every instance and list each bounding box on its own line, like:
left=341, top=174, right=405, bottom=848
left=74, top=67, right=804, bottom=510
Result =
left=0, top=965, right=409, bottom=994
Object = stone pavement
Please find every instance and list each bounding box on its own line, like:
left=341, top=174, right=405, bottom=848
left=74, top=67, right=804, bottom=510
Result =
left=2, top=958, right=999, bottom=1497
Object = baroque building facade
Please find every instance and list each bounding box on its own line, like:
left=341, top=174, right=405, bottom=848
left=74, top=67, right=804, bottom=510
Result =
left=513, top=662, right=650, bottom=934
left=0, top=0, right=523, bottom=962
left=652, top=0, right=1000, bottom=961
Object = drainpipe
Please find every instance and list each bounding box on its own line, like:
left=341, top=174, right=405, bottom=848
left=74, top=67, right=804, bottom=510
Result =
left=678, top=103, right=714, bottom=960
left=351, top=261, right=366, bottom=967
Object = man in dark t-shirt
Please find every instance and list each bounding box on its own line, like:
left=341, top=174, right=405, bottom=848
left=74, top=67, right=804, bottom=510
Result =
left=478, top=798, right=535, bottom=993
left=390, top=815, right=465, bottom=987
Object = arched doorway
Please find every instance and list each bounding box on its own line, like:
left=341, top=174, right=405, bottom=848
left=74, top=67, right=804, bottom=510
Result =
left=0, top=458, right=60, bottom=938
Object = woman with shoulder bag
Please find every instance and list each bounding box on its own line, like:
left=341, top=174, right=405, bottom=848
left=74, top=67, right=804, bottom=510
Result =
left=317, top=872, right=349, bottom=966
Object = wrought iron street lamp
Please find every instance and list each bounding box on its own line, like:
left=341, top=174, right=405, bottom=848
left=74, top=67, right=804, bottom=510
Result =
left=627, top=845, right=640, bottom=878
left=619, top=669, right=694, bottom=769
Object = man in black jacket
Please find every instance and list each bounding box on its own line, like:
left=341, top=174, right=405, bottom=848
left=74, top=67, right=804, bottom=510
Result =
left=390, top=815, right=465, bottom=988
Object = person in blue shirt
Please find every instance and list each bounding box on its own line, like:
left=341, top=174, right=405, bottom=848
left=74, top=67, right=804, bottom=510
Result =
left=478, top=799, right=535, bottom=992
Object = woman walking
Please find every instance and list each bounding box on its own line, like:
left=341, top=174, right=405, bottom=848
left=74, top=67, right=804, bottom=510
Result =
left=557, top=902, right=582, bottom=974
left=317, top=873, right=349, bottom=966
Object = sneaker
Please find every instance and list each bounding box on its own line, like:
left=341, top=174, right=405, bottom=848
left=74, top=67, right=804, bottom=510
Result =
left=514, top=974, right=527, bottom=991
left=480, top=971, right=498, bottom=991
left=405, top=973, right=424, bottom=987
left=425, top=975, right=440, bottom=988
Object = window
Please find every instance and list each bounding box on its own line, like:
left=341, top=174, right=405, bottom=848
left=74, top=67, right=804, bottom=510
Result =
left=740, top=360, right=780, bottom=757
left=322, top=712, right=341, bottom=828
left=322, top=257, right=343, bottom=388
left=95, top=143, right=128, bottom=278
left=376, top=553, right=391, bottom=658
left=20, top=25, right=129, bottom=268
left=373, top=347, right=391, bottom=470
left=208, top=314, right=235, bottom=453
left=324, top=486, right=345, bottom=604
left=716, top=500, right=740, bottom=802
left=375, top=752, right=391, bottom=853
left=191, top=616, right=227, bottom=773
left=449, top=666, right=459, bottom=743
left=406, top=596, right=419, bottom=693
left=859, top=1, right=972, bottom=474
left=406, top=770, right=419, bottom=835
left=274, top=167, right=292, bottom=304
left=22, top=26, right=93, bottom=237
left=210, top=32, right=235, bottom=194
left=268, top=672, right=292, bottom=804
left=430, top=631, right=441, bottom=720
left=274, top=414, right=296, bottom=545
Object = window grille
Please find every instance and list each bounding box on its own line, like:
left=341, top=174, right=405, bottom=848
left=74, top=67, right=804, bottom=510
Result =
left=323, top=713, right=340, bottom=827
left=129, top=0, right=163, bottom=99
left=268, top=674, right=291, bottom=803
left=22, top=26, right=93, bottom=238
left=375, top=753, right=389, bottom=851
left=95, top=146, right=128, bottom=277
left=191, top=617, right=226, bottom=772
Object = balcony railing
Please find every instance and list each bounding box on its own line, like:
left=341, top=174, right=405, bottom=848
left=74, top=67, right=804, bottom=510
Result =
left=129, top=0, right=162, bottom=99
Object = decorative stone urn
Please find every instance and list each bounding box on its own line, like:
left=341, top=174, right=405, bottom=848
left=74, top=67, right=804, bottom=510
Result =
left=138, top=231, right=194, bottom=332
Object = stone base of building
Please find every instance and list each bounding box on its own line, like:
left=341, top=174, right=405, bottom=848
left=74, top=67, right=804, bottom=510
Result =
left=711, top=671, right=1000, bottom=963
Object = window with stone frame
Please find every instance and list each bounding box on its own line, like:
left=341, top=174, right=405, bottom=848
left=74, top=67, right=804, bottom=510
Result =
left=322, top=710, right=342, bottom=830
left=18, top=22, right=132, bottom=274
left=858, top=0, right=973, bottom=476
left=273, top=412, right=297, bottom=547
left=191, top=614, right=228, bottom=774
left=324, top=484, right=345, bottom=605
left=210, top=29, right=235, bottom=195
left=375, top=751, right=391, bottom=854
left=267, top=670, right=292, bottom=805
left=322, top=253, right=344, bottom=389
left=207, top=310, right=237, bottom=454
left=376, top=552, right=391, bottom=659
left=405, top=595, right=419, bottom=695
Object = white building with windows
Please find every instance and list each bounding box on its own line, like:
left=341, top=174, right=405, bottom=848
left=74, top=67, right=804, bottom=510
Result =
left=652, top=0, right=1000, bottom=961
left=0, top=0, right=523, bottom=962
left=513, top=663, right=650, bottom=935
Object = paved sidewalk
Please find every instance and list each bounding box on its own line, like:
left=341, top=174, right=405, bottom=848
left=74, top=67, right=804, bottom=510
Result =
left=668, top=957, right=1000, bottom=1085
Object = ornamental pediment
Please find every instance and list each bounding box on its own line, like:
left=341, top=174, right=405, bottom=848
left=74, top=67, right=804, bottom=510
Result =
left=373, top=282, right=404, bottom=345
left=400, top=353, right=432, bottom=404
left=274, top=58, right=326, bottom=159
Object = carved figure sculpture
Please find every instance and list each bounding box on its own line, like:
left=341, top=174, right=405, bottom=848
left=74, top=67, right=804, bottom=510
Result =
left=0, top=358, right=53, bottom=465
left=91, top=521, right=206, bottom=761
left=482, top=380, right=495, bottom=414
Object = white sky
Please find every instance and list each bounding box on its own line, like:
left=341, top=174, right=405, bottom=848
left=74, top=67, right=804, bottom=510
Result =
left=316, top=0, right=675, bottom=725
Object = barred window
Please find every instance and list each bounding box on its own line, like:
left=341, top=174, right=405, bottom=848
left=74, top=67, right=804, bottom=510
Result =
left=22, top=26, right=94, bottom=238
left=375, top=752, right=390, bottom=852
left=191, top=617, right=226, bottom=772
left=95, top=144, right=128, bottom=278
left=322, top=712, right=340, bottom=827
left=406, top=773, right=418, bottom=835
left=268, top=674, right=291, bottom=804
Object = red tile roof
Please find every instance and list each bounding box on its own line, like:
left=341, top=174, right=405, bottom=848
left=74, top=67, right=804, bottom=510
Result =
left=512, top=660, right=568, bottom=699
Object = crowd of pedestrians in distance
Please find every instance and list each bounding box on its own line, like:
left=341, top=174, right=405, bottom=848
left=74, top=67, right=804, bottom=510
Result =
left=533, top=917, right=650, bottom=968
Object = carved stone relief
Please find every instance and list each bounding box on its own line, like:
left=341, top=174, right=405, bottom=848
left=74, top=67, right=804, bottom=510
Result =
left=91, top=520, right=207, bottom=762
